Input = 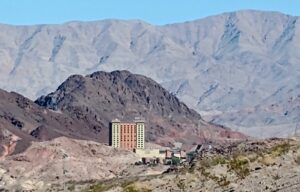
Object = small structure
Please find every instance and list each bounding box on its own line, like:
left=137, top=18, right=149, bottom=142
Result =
left=163, top=143, right=187, bottom=165
left=135, top=148, right=165, bottom=162
left=165, top=149, right=186, bottom=163
left=187, top=144, right=205, bottom=164
left=134, top=148, right=166, bottom=165
left=173, top=142, right=183, bottom=150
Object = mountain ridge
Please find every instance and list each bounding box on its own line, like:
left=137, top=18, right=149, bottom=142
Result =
left=0, top=10, right=299, bottom=137
left=1, top=70, right=245, bottom=159
left=36, top=70, right=245, bottom=145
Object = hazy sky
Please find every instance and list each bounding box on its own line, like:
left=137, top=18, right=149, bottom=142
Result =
left=1, top=0, right=299, bottom=25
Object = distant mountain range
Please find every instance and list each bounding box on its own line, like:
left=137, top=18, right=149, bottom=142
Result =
left=0, top=10, right=299, bottom=137
left=1, top=71, right=244, bottom=158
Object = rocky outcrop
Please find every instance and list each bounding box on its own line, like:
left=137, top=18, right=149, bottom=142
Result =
left=0, top=69, right=245, bottom=159
left=36, top=70, right=246, bottom=146
left=80, top=136, right=300, bottom=192
left=0, top=89, right=109, bottom=158
left=0, top=137, right=138, bottom=191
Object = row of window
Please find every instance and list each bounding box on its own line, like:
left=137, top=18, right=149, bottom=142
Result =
left=120, top=125, right=135, bottom=128
left=120, top=140, right=136, bottom=142
left=113, top=126, right=144, bottom=131
left=116, top=135, right=143, bottom=138
left=113, top=123, right=144, bottom=127
left=121, top=128, right=136, bottom=133
left=115, top=139, right=143, bottom=143
left=113, top=137, right=144, bottom=140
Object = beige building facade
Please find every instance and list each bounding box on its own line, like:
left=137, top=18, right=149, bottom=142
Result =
left=111, top=118, right=145, bottom=150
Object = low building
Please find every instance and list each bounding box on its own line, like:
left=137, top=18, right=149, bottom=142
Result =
left=134, top=148, right=165, bottom=163
left=133, top=147, right=187, bottom=165
left=165, top=149, right=186, bottom=159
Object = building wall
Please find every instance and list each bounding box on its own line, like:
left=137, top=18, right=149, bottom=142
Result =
left=166, top=150, right=173, bottom=158
left=110, top=119, right=145, bottom=151
left=165, top=149, right=186, bottom=159
left=136, top=122, right=145, bottom=149
left=111, top=121, right=120, bottom=148
left=120, top=123, right=136, bottom=150
left=135, top=149, right=165, bottom=159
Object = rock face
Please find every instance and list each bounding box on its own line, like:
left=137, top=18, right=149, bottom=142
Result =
left=36, top=70, right=245, bottom=146
left=0, top=10, right=299, bottom=137
left=0, top=89, right=114, bottom=158
left=0, top=137, right=138, bottom=191
left=0, top=71, right=244, bottom=159
left=80, top=137, right=300, bottom=192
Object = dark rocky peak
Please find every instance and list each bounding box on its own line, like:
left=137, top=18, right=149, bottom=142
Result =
left=57, top=74, right=86, bottom=93
left=36, top=70, right=246, bottom=145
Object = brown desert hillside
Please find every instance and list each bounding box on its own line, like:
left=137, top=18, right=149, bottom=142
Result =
left=36, top=70, right=246, bottom=146
left=0, top=70, right=245, bottom=158
left=0, top=89, right=104, bottom=158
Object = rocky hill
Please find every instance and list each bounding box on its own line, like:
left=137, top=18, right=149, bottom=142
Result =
left=0, top=10, right=299, bottom=137
left=0, top=89, right=108, bottom=159
left=79, top=136, right=300, bottom=192
left=0, top=70, right=244, bottom=159
left=36, top=70, right=245, bottom=146
left=0, top=137, right=138, bottom=191
left=3, top=136, right=299, bottom=191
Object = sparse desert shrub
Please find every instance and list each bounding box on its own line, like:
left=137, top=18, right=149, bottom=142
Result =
left=294, top=155, right=300, bottom=165
left=188, top=165, right=195, bottom=173
left=217, top=175, right=231, bottom=187
left=176, top=179, right=186, bottom=191
left=67, top=184, right=75, bottom=191
left=198, top=158, right=212, bottom=168
left=140, top=187, right=152, bottom=192
left=121, top=181, right=135, bottom=189
left=123, top=185, right=152, bottom=192
left=211, top=156, right=228, bottom=166
left=199, top=168, right=230, bottom=188
left=87, top=183, right=115, bottom=192
left=260, top=155, right=276, bottom=166
left=228, top=157, right=250, bottom=179
left=272, top=173, right=280, bottom=180
left=88, top=183, right=105, bottom=192
left=247, top=153, right=259, bottom=162
left=270, top=143, right=291, bottom=157
left=123, top=185, right=139, bottom=192
left=198, top=166, right=210, bottom=178
left=198, top=155, right=228, bottom=169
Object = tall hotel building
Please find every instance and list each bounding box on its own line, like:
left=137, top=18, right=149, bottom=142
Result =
left=111, top=118, right=145, bottom=150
